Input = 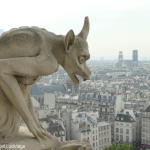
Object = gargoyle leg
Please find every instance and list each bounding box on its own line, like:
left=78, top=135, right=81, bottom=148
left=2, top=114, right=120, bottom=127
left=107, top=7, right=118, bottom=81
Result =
left=0, top=74, right=50, bottom=141
left=20, top=84, right=41, bottom=128
left=24, top=85, right=52, bottom=137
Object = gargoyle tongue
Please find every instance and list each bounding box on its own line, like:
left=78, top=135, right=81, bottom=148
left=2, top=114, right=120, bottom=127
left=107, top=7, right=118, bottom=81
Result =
left=68, top=73, right=79, bottom=84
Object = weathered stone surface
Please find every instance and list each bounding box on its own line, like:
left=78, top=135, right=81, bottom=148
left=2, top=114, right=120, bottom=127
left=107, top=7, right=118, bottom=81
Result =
left=0, top=127, right=92, bottom=150
left=0, top=17, right=91, bottom=150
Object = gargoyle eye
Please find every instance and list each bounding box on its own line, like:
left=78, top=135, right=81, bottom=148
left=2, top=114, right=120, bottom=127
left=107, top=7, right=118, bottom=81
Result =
left=79, top=56, right=86, bottom=64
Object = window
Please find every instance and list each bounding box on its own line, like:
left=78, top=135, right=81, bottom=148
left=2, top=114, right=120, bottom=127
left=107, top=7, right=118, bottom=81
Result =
left=120, top=135, right=123, bottom=142
left=98, top=127, right=101, bottom=132
left=93, top=136, right=95, bottom=140
left=126, top=129, right=129, bottom=134
left=142, top=138, right=145, bottom=143
left=93, top=143, right=95, bottom=147
left=116, top=134, right=119, bottom=141
left=101, top=139, right=103, bottom=144
left=116, top=128, right=119, bottom=133
left=99, top=140, right=101, bottom=145
left=120, top=128, right=123, bottom=134
left=126, top=136, right=129, bottom=143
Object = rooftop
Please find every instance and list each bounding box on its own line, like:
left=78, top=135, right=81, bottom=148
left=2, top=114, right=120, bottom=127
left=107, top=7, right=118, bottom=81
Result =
left=115, top=113, right=135, bottom=122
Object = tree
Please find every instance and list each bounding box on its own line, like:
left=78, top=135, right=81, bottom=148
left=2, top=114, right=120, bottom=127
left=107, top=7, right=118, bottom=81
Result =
left=103, top=143, right=133, bottom=150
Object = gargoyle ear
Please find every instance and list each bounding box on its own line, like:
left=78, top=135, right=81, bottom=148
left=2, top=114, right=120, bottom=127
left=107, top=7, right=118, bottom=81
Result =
left=65, top=29, right=75, bottom=53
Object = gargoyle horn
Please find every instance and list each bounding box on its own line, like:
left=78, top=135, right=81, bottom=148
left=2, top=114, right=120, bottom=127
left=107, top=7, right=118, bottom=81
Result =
left=78, top=16, right=89, bottom=40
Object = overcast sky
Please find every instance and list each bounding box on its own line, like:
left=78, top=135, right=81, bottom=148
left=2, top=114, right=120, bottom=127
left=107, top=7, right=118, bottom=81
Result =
left=0, top=0, right=150, bottom=60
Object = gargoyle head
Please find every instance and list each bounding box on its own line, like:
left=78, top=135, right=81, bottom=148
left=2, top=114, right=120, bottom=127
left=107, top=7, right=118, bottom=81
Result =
left=63, top=17, right=91, bottom=84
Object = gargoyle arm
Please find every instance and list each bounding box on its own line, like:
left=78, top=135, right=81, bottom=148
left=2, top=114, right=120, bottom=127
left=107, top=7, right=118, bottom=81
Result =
left=0, top=55, right=53, bottom=77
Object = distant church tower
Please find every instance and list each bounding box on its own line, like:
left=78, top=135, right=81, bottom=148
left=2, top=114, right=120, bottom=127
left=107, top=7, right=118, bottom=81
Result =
left=117, top=51, right=123, bottom=68
left=132, top=50, right=138, bottom=66
left=118, top=51, right=123, bottom=62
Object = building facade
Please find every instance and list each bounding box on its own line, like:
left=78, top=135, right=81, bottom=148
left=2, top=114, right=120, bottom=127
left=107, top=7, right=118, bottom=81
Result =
left=71, top=111, right=111, bottom=150
left=114, top=110, right=136, bottom=144
left=141, top=106, right=150, bottom=150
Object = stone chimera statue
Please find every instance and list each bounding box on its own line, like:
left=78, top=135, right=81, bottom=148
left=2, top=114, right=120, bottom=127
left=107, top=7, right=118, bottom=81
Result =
left=0, top=17, right=91, bottom=150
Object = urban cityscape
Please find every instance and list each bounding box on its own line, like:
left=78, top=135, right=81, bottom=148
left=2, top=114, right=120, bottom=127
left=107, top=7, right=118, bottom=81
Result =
left=0, top=0, right=150, bottom=149
left=28, top=49, right=150, bottom=150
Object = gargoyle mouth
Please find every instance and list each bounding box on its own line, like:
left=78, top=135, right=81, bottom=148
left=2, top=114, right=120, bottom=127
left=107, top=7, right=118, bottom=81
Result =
left=68, top=73, right=80, bottom=84
left=68, top=73, right=89, bottom=84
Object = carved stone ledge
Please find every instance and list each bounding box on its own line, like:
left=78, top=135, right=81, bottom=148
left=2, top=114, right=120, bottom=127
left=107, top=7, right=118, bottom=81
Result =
left=0, top=127, right=92, bottom=150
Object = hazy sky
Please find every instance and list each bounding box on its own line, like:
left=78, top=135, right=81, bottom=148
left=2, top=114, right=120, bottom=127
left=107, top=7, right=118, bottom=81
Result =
left=0, top=0, right=150, bottom=60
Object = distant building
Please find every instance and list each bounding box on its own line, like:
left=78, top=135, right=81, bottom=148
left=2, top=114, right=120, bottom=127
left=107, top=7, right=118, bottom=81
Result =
left=40, top=116, right=66, bottom=142
left=71, top=111, right=111, bottom=150
left=99, top=101, right=115, bottom=122
left=132, top=50, right=138, bottom=66
left=32, top=93, right=56, bottom=119
left=117, top=51, right=123, bottom=67
left=33, top=92, right=56, bottom=110
left=141, top=105, right=150, bottom=150
left=44, top=92, right=55, bottom=110
left=116, top=50, right=139, bottom=67
left=132, top=50, right=138, bottom=62
left=64, top=79, right=79, bottom=95
left=61, top=106, right=72, bottom=140
left=115, top=95, right=124, bottom=116
left=118, top=51, right=123, bottom=63
left=114, top=109, right=137, bottom=144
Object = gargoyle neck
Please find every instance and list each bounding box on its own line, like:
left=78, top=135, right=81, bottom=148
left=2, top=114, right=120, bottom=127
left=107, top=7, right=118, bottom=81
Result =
left=51, top=35, right=66, bottom=66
